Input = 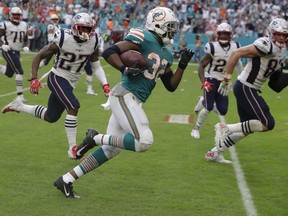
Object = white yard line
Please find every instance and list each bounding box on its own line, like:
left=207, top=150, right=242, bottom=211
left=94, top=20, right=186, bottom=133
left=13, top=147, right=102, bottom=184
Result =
left=229, top=147, right=259, bottom=216
left=221, top=117, right=258, bottom=215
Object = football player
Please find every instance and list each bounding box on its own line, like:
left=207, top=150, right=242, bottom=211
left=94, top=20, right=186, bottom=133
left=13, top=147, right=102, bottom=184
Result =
left=191, top=23, right=243, bottom=139
left=0, top=7, right=29, bottom=101
left=39, top=14, right=61, bottom=68
left=205, top=18, right=288, bottom=163
left=53, top=7, right=194, bottom=198
left=2, top=13, right=110, bottom=160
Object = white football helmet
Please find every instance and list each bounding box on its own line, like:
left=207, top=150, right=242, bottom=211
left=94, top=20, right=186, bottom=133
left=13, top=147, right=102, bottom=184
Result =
left=145, top=7, right=179, bottom=45
left=9, top=7, right=22, bottom=23
left=50, top=14, right=59, bottom=25
left=71, top=13, right=95, bottom=41
left=216, top=23, right=232, bottom=44
left=268, top=18, right=288, bottom=48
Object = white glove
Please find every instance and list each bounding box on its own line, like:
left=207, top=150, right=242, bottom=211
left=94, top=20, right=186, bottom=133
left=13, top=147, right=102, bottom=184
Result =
left=23, top=47, right=29, bottom=53
left=217, top=74, right=232, bottom=96
left=2, top=44, right=10, bottom=52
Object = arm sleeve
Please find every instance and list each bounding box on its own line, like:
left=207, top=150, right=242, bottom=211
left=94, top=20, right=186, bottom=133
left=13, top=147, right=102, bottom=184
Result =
left=91, top=60, right=108, bottom=86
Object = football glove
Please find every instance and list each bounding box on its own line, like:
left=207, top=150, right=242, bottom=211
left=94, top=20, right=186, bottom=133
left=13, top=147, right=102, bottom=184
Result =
left=30, top=79, right=44, bottom=95
left=217, top=74, right=232, bottom=96
left=2, top=44, right=10, bottom=52
left=178, top=48, right=194, bottom=70
left=102, top=84, right=111, bottom=97
left=23, top=47, right=29, bottom=53
left=202, top=80, right=213, bottom=92
left=122, top=60, right=146, bottom=77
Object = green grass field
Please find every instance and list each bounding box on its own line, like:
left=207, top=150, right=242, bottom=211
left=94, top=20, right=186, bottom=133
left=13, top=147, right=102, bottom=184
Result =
left=0, top=53, right=288, bottom=216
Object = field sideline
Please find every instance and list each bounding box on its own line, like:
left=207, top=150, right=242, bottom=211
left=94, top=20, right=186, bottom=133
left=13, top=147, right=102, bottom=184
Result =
left=0, top=53, right=288, bottom=216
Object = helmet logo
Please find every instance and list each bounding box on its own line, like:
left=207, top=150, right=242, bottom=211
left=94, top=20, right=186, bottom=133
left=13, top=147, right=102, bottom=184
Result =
left=152, top=9, right=166, bottom=22
left=75, top=14, right=82, bottom=20
left=272, top=20, right=278, bottom=25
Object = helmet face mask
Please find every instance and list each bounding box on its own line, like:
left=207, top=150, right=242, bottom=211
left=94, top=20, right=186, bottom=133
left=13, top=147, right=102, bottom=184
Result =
left=145, top=7, right=179, bottom=44
left=9, top=7, right=22, bottom=23
left=268, top=18, right=288, bottom=48
left=50, top=14, right=59, bottom=25
left=71, top=13, right=95, bottom=41
left=216, top=23, right=232, bottom=45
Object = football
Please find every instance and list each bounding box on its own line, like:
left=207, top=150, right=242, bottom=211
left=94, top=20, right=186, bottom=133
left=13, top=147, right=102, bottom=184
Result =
left=120, top=50, right=147, bottom=68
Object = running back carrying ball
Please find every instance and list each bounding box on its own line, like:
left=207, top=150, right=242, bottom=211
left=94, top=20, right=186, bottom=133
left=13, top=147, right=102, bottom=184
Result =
left=120, top=50, right=147, bottom=68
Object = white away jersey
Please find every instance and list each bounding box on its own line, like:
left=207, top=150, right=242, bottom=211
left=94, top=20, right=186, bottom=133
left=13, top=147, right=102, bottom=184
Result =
left=205, top=41, right=241, bottom=81
left=0, top=21, right=28, bottom=51
left=51, top=29, right=99, bottom=87
left=238, top=37, right=285, bottom=90
left=47, top=23, right=61, bottom=42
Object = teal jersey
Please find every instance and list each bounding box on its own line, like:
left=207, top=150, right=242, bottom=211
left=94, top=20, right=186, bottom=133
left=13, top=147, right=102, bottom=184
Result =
left=122, top=28, right=174, bottom=102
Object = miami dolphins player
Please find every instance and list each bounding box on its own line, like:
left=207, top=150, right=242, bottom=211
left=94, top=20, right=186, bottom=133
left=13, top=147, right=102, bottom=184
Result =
left=205, top=18, right=288, bottom=164
left=53, top=7, right=194, bottom=198
left=2, top=13, right=109, bottom=160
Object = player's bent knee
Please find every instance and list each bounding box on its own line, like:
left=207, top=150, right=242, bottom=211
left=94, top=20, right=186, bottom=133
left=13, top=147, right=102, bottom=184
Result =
left=45, top=113, right=61, bottom=123
left=136, top=128, right=153, bottom=152
left=102, top=145, right=120, bottom=159
left=266, top=118, right=275, bottom=131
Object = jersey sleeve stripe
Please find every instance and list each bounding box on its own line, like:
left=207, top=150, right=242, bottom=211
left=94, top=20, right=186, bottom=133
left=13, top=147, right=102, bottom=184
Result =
left=127, top=30, right=144, bottom=41
left=59, top=29, right=65, bottom=48
left=94, top=32, right=98, bottom=50
left=209, top=42, right=215, bottom=56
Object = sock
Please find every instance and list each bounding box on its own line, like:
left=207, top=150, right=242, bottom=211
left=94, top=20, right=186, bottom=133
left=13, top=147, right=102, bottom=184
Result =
left=223, top=132, right=245, bottom=149
left=94, top=133, right=136, bottom=151
left=0, top=64, right=6, bottom=74
left=218, top=115, right=226, bottom=124
left=86, top=75, right=93, bottom=90
left=18, top=104, right=47, bottom=119
left=228, top=120, right=264, bottom=133
left=15, top=74, right=23, bottom=94
left=194, top=108, right=209, bottom=130
left=65, top=114, right=77, bottom=148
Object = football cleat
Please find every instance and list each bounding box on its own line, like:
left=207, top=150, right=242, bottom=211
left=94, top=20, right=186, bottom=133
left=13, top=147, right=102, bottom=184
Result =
left=53, top=176, right=80, bottom=198
left=2, top=96, right=23, bottom=113
left=205, top=150, right=232, bottom=164
left=76, top=128, right=99, bottom=159
left=194, top=96, right=204, bottom=115
left=190, top=129, right=200, bottom=139
left=67, top=145, right=78, bottom=160
left=214, top=123, right=230, bottom=151
left=86, top=89, right=98, bottom=96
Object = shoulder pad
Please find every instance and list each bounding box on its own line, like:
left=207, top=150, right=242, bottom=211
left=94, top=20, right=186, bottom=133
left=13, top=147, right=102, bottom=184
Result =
left=253, top=37, right=271, bottom=54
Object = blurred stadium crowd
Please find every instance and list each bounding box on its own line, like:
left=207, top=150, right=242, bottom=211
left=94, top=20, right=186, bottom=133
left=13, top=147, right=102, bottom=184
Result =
left=0, top=0, right=287, bottom=61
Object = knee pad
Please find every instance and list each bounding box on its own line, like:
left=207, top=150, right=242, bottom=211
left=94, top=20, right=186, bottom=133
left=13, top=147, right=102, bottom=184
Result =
left=102, top=145, right=120, bottom=159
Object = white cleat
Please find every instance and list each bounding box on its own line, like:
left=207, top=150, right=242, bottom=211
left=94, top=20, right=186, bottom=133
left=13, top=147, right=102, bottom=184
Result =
left=86, top=89, right=98, bottom=96
left=194, top=96, right=204, bottom=115
left=2, top=96, right=23, bottom=113
left=214, top=123, right=230, bottom=151
left=191, top=129, right=200, bottom=139
left=205, top=150, right=232, bottom=164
